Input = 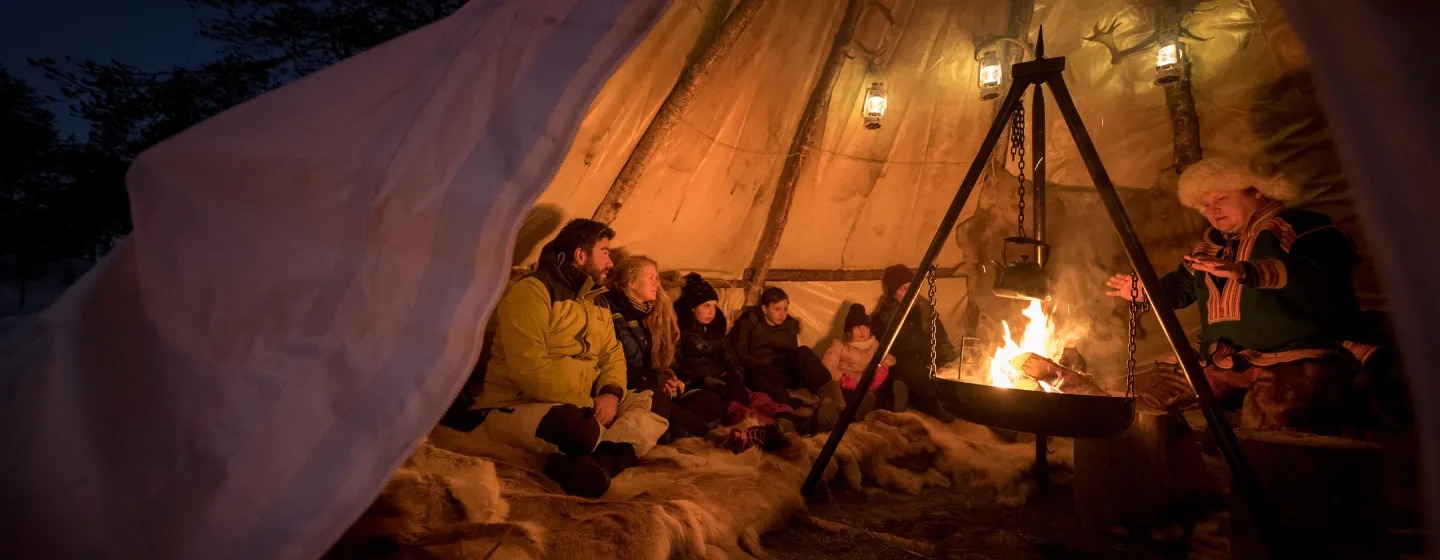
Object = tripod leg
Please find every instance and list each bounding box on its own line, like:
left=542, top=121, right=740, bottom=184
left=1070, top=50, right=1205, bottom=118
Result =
left=1043, top=74, right=1284, bottom=556
left=801, top=78, right=1032, bottom=499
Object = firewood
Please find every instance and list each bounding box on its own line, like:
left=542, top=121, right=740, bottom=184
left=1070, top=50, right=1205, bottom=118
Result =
left=1008, top=352, right=1110, bottom=396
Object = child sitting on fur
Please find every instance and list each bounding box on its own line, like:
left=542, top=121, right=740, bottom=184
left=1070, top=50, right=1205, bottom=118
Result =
left=820, top=303, right=890, bottom=419
left=674, top=273, right=808, bottom=453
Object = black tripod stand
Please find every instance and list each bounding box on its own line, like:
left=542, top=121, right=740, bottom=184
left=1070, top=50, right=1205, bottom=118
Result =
left=800, top=41, right=1282, bottom=557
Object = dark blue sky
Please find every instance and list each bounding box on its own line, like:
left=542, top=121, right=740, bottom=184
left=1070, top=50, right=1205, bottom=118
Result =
left=0, top=0, right=220, bottom=137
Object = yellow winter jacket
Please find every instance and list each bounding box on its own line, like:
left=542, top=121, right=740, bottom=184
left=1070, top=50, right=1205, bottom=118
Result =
left=477, top=264, right=627, bottom=409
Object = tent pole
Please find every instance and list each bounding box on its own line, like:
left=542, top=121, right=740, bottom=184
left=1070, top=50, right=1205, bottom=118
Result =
left=801, top=78, right=1031, bottom=499
left=592, top=0, right=767, bottom=224
left=1156, top=0, right=1203, bottom=171
left=1043, top=73, right=1283, bottom=556
left=745, top=0, right=868, bottom=304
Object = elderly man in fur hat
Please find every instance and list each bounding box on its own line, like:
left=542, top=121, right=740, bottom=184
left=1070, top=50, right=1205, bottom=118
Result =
left=1105, top=156, right=1379, bottom=433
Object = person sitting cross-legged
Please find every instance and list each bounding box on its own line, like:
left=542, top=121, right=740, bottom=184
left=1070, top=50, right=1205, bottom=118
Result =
left=474, top=218, right=669, bottom=498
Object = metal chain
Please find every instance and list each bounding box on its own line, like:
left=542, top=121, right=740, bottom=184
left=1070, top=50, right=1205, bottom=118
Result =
left=1125, top=272, right=1151, bottom=397
left=928, top=265, right=939, bottom=379
left=1009, top=104, right=1027, bottom=238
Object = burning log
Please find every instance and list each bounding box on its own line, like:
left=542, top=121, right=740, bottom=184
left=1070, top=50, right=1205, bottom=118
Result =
left=1008, top=352, right=1111, bottom=397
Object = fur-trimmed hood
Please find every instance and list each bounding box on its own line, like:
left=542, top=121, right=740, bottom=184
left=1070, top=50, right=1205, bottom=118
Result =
left=1177, top=156, right=1300, bottom=209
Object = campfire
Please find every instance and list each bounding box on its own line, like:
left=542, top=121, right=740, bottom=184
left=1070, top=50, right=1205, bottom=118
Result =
left=956, top=300, right=1110, bottom=397
left=988, top=300, right=1065, bottom=392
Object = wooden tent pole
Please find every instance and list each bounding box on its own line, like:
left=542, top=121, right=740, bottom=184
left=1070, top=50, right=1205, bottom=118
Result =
left=1158, top=0, right=1202, bottom=170
left=744, top=0, right=867, bottom=304
left=591, top=0, right=766, bottom=224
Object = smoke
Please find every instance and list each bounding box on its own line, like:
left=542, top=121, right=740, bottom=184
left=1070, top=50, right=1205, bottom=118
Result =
left=955, top=171, right=1207, bottom=390
left=1043, top=186, right=1207, bottom=389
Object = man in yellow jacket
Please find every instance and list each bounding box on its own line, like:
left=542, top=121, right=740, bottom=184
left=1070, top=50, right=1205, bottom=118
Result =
left=476, top=219, right=669, bottom=497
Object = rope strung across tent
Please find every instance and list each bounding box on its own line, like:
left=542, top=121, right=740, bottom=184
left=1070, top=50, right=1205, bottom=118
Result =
left=674, top=113, right=982, bottom=166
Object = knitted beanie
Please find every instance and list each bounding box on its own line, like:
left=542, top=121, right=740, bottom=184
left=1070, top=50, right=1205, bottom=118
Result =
left=844, top=303, right=869, bottom=332
left=676, top=272, right=719, bottom=311
left=882, top=264, right=915, bottom=297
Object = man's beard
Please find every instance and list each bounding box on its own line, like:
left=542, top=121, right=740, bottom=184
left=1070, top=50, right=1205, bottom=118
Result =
left=582, top=263, right=610, bottom=284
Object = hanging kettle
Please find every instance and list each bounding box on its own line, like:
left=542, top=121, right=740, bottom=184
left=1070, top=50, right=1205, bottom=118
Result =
left=992, top=236, right=1050, bottom=301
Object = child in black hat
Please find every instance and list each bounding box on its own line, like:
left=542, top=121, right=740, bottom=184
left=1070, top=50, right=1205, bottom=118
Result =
left=673, top=273, right=811, bottom=452
left=820, top=303, right=890, bottom=419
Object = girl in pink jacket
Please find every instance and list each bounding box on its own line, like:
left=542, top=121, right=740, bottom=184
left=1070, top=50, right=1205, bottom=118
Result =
left=821, top=304, right=891, bottom=416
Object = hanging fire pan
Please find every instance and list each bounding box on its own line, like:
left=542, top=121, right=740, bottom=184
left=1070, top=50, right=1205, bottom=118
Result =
left=935, top=378, right=1136, bottom=438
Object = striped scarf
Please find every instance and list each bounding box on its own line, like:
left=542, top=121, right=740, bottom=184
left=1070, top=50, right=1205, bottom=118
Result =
left=626, top=291, right=655, bottom=315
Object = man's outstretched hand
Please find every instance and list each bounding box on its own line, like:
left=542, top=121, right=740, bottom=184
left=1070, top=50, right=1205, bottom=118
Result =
left=1104, top=273, right=1148, bottom=302
left=593, top=394, right=619, bottom=427
left=1184, top=255, right=1246, bottom=280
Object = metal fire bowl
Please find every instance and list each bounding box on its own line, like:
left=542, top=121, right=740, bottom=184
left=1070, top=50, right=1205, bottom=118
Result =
left=935, top=378, right=1136, bottom=438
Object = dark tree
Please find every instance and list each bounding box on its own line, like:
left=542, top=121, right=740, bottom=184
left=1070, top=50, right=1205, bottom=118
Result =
left=191, top=0, right=466, bottom=77
left=0, top=65, right=68, bottom=305
left=17, top=0, right=466, bottom=275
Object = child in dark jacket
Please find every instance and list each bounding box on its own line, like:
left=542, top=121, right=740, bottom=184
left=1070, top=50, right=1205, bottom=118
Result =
left=730, top=286, right=847, bottom=431
left=675, top=274, right=807, bottom=451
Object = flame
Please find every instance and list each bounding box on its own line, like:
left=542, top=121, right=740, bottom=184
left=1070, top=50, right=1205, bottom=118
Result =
left=987, top=300, right=1064, bottom=391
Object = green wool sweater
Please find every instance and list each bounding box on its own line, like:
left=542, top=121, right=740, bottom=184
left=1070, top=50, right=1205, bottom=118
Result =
left=1156, top=201, right=1362, bottom=354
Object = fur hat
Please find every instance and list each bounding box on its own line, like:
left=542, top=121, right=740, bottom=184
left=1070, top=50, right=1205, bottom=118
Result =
left=1176, top=156, right=1301, bottom=209
left=844, top=303, right=869, bottom=332
left=675, top=272, right=719, bottom=311
left=882, top=265, right=915, bottom=297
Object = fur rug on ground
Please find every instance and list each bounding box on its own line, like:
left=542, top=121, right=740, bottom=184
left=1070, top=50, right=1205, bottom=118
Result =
left=329, top=411, right=1074, bottom=559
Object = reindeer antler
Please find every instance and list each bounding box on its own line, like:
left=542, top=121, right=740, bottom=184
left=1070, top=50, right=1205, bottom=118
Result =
left=1082, top=19, right=1159, bottom=65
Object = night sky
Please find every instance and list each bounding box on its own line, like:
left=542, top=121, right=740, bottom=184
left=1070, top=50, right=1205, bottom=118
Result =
left=0, top=0, right=219, bottom=137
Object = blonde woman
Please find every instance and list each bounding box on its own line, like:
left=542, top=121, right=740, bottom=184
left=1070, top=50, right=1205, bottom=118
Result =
left=605, top=255, right=726, bottom=440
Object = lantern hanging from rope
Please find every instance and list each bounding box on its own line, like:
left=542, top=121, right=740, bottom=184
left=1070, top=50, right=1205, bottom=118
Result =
left=862, top=82, right=888, bottom=129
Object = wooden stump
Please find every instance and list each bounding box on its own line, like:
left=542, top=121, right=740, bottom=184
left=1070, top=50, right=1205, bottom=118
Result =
left=1075, top=406, right=1170, bottom=529
left=1231, top=429, right=1384, bottom=559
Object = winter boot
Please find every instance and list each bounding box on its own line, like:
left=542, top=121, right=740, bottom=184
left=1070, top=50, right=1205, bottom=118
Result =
left=720, top=424, right=785, bottom=454
left=592, top=441, right=639, bottom=477
left=891, top=381, right=909, bottom=413
left=812, top=380, right=846, bottom=432
left=776, top=416, right=799, bottom=435
left=544, top=453, right=610, bottom=498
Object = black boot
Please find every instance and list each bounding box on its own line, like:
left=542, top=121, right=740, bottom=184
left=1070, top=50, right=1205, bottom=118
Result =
left=592, top=441, right=638, bottom=478
left=544, top=453, right=610, bottom=498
